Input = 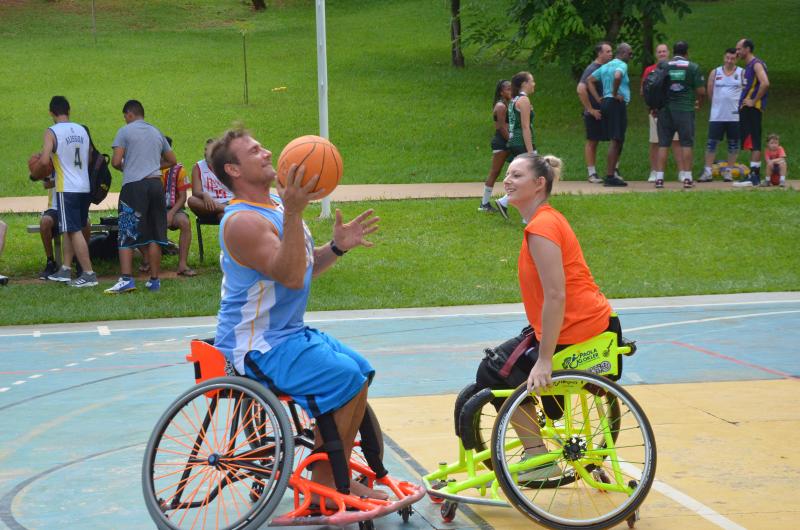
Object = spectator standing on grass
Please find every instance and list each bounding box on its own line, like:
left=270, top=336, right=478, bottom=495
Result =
left=34, top=96, right=97, bottom=287
left=700, top=48, right=743, bottom=183
left=106, top=99, right=177, bottom=294
left=764, top=133, right=787, bottom=187
left=495, top=71, right=537, bottom=219
left=188, top=138, right=233, bottom=223
left=587, top=43, right=633, bottom=187
left=732, top=38, right=770, bottom=188
left=577, top=41, right=613, bottom=184
left=652, top=41, right=705, bottom=189
left=479, top=79, right=512, bottom=213
left=139, top=136, right=196, bottom=276
left=643, top=43, right=685, bottom=182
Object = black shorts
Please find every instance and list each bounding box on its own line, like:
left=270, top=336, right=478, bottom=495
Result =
left=490, top=131, right=508, bottom=153
left=601, top=98, right=627, bottom=142
left=739, top=106, right=763, bottom=151
left=583, top=110, right=608, bottom=141
left=117, top=177, right=168, bottom=249
left=475, top=316, right=623, bottom=391
left=707, top=121, right=740, bottom=143
left=41, top=208, right=60, bottom=234
left=657, top=109, right=695, bottom=147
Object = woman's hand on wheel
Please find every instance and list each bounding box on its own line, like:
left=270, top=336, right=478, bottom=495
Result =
left=527, top=357, right=553, bottom=395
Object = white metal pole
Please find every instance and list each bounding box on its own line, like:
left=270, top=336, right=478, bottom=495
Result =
left=316, top=0, right=332, bottom=218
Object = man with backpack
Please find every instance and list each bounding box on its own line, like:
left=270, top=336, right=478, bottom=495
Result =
left=31, top=96, right=98, bottom=287
left=652, top=41, right=705, bottom=189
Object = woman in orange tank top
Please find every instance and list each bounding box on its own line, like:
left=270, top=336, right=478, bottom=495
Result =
left=475, top=153, right=620, bottom=397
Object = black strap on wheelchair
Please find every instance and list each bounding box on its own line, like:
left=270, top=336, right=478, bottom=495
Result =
left=315, top=412, right=350, bottom=494
left=359, top=409, right=388, bottom=479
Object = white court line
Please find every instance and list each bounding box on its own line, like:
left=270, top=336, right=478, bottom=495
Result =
left=0, top=387, right=9, bottom=393
left=626, top=309, right=800, bottom=333
left=1, top=298, right=799, bottom=337
left=620, top=462, right=746, bottom=530
left=28, top=374, right=42, bottom=379
left=33, top=331, right=41, bottom=338
left=12, top=381, right=25, bottom=386
left=84, top=357, right=96, bottom=362
left=97, top=326, right=111, bottom=336
left=49, top=368, right=60, bottom=372
left=104, top=351, right=117, bottom=356
left=65, top=362, right=77, bottom=367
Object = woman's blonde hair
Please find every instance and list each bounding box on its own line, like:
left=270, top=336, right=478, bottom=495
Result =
left=516, top=153, right=562, bottom=195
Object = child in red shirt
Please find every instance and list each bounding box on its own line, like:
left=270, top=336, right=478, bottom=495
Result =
left=764, top=133, right=787, bottom=187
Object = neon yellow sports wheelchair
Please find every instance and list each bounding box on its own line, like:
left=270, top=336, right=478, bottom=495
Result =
left=424, top=331, right=657, bottom=529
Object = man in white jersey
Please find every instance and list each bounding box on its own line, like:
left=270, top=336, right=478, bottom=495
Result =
left=188, top=138, right=233, bottom=223
left=210, top=127, right=386, bottom=500
left=700, top=48, right=744, bottom=182
left=31, top=96, right=97, bottom=287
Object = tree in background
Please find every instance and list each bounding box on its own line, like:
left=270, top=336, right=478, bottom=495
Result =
left=451, top=0, right=465, bottom=67
left=252, top=0, right=266, bottom=11
left=463, top=0, right=689, bottom=78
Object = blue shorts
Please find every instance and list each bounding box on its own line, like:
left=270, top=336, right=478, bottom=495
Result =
left=54, top=192, right=90, bottom=233
left=243, top=328, right=374, bottom=418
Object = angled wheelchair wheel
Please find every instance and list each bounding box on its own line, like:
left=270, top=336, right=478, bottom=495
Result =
left=491, top=371, right=656, bottom=530
left=142, top=377, right=294, bottom=530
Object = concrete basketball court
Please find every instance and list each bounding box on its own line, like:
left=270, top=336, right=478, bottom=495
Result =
left=0, top=292, right=798, bottom=530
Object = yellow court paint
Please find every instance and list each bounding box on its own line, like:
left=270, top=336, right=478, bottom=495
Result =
left=372, top=379, right=799, bottom=529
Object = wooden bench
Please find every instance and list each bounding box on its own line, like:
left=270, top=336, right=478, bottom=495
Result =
left=26, top=223, right=117, bottom=266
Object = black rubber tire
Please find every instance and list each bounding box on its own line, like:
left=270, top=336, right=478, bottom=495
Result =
left=142, top=377, right=294, bottom=530
left=491, top=371, right=656, bottom=530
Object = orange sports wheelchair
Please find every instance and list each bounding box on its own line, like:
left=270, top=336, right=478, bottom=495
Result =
left=141, top=339, right=424, bottom=530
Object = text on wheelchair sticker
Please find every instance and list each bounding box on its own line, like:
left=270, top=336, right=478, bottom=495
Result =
left=589, top=361, right=612, bottom=374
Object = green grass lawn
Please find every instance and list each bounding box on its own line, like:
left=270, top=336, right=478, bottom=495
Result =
left=1, top=190, right=797, bottom=326
left=1, top=0, right=797, bottom=197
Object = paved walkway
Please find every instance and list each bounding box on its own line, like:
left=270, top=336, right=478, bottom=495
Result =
left=0, top=179, right=794, bottom=213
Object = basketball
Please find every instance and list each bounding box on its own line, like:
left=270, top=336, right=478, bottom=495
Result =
left=28, top=153, right=54, bottom=179
left=276, top=135, right=342, bottom=198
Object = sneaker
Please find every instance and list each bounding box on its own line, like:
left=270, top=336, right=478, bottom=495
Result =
left=732, top=179, right=753, bottom=188
left=494, top=200, right=509, bottom=220
left=603, top=175, right=627, bottom=187
left=647, top=173, right=657, bottom=182
left=145, top=278, right=161, bottom=292
left=478, top=202, right=497, bottom=213
left=722, top=169, right=733, bottom=182
left=779, top=179, right=786, bottom=188
left=683, top=178, right=694, bottom=189
left=39, top=259, right=59, bottom=280
left=588, top=173, right=603, bottom=184
left=518, top=460, right=563, bottom=482
left=0, top=275, right=8, bottom=286
left=105, top=277, right=136, bottom=294
left=698, top=171, right=713, bottom=183
left=614, top=168, right=624, bottom=180
left=68, top=271, right=98, bottom=288
left=655, top=179, right=664, bottom=189
left=759, top=178, right=771, bottom=187
left=48, top=266, right=72, bottom=282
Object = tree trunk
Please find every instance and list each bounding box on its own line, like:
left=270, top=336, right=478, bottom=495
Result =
left=252, top=0, right=267, bottom=11
left=450, top=0, right=465, bottom=67
left=604, top=0, right=623, bottom=43
left=641, top=13, right=654, bottom=69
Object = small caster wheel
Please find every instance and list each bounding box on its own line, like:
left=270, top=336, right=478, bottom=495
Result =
left=359, top=520, right=375, bottom=530
left=249, top=481, right=264, bottom=503
left=592, top=468, right=610, bottom=488
left=398, top=505, right=413, bottom=523
left=429, top=479, right=446, bottom=504
left=626, top=508, right=640, bottom=528
left=440, top=500, right=458, bottom=523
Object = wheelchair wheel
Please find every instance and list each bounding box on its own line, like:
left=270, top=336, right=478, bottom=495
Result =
left=456, top=386, right=498, bottom=469
left=142, top=377, right=294, bottom=530
left=491, top=371, right=656, bottom=530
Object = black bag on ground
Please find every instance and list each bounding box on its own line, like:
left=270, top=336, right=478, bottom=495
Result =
left=89, top=232, right=118, bottom=261
left=83, top=125, right=112, bottom=205
left=643, top=61, right=670, bottom=110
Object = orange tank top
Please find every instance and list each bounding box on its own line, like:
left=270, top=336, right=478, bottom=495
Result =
left=518, top=204, right=611, bottom=344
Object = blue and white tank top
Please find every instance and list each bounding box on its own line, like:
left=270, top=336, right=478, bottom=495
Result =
left=214, top=196, right=314, bottom=374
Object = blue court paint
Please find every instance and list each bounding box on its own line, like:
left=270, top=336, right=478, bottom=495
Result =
left=0, top=297, right=798, bottom=529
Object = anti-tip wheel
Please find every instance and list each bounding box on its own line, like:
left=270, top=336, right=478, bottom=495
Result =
left=440, top=501, right=458, bottom=523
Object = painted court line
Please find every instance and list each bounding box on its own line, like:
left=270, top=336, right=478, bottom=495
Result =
left=620, top=462, right=746, bottom=530
left=97, top=326, right=111, bottom=336
left=626, top=309, right=800, bottom=333
left=671, top=340, right=798, bottom=379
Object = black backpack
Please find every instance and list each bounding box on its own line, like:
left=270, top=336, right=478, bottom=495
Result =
left=643, top=61, right=669, bottom=110
left=83, top=125, right=112, bottom=205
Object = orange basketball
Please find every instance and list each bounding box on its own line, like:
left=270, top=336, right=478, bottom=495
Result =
left=28, top=153, right=54, bottom=179
left=276, top=135, right=342, bottom=198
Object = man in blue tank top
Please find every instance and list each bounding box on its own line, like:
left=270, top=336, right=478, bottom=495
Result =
left=209, top=127, right=383, bottom=499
